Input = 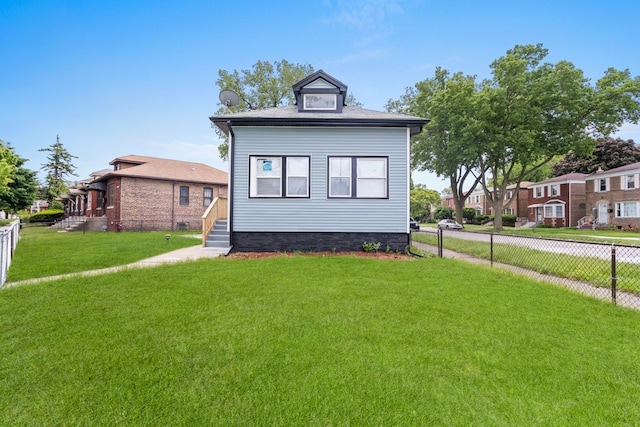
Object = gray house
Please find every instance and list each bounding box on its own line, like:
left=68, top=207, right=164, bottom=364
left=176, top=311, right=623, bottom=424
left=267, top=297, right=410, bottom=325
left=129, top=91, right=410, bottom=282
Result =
left=209, top=70, right=427, bottom=252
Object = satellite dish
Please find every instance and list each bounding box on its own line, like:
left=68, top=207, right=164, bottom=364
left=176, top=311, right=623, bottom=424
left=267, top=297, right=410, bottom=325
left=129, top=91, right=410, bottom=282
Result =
left=219, top=90, right=239, bottom=108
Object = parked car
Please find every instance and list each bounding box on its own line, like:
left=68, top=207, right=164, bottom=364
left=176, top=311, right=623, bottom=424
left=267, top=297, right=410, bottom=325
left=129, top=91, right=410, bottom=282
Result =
left=438, top=219, right=463, bottom=230
left=410, top=217, right=420, bottom=231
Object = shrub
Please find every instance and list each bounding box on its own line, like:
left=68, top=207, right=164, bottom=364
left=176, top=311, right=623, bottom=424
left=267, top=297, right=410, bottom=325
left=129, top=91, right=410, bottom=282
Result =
left=28, top=209, right=65, bottom=223
left=362, top=241, right=381, bottom=252
left=471, top=214, right=492, bottom=225
left=462, top=208, right=476, bottom=223
left=434, top=206, right=454, bottom=220
left=502, top=214, right=517, bottom=227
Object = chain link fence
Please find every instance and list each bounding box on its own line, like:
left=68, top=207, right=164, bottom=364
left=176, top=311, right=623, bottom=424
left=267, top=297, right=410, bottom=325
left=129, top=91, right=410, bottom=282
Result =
left=431, top=230, right=640, bottom=310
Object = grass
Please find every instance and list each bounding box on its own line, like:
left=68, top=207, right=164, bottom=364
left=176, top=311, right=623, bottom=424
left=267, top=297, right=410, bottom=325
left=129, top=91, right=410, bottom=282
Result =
left=421, top=222, right=640, bottom=244
left=8, top=226, right=200, bottom=281
left=413, top=232, right=640, bottom=293
left=2, top=255, right=640, bottom=425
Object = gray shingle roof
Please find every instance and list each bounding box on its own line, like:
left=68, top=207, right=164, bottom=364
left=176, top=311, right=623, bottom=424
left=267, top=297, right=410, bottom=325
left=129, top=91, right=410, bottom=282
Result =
left=210, top=105, right=428, bottom=136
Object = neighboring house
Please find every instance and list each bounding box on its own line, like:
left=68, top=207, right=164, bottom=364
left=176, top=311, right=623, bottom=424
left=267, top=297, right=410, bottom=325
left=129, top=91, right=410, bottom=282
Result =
left=463, top=182, right=532, bottom=219
left=527, top=173, right=586, bottom=227
left=584, top=162, right=640, bottom=229
left=441, top=194, right=455, bottom=209
left=87, top=155, right=228, bottom=232
left=209, top=70, right=428, bottom=252
left=29, top=200, right=49, bottom=213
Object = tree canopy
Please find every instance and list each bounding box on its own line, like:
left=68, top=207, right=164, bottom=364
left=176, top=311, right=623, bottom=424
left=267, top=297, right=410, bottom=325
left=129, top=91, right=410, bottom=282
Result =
left=410, top=185, right=441, bottom=221
left=392, top=43, right=640, bottom=230
left=39, top=135, right=77, bottom=203
left=214, top=60, right=362, bottom=161
left=0, top=143, right=38, bottom=213
left=214, top=60, right=313, bottom=161
left=552, top=137, right=640, bottom=176
left=0, top=139, right=18, bottom=194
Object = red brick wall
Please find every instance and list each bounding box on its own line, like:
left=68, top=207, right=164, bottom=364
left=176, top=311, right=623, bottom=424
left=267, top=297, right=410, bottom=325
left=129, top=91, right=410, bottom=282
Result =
left=586, top=177, right=640, bottom=228
left=114, top=177, right=228, bottom=231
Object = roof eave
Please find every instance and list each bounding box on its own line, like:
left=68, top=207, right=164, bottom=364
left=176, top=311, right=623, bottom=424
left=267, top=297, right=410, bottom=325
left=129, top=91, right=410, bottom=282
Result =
left=209, top=117, right=429, bottom=136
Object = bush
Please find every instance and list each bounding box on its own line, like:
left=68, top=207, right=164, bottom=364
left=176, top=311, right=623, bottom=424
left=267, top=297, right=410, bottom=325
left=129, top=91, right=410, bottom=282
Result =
left=462, top=208, right=476, bottom=223
left=434, top=206, right=454, bottom=220
left=502, top=214, right=517, bottom=227
left=471, top=214, right=492, bottom=225
left=28, top=209, right=65, bottom=223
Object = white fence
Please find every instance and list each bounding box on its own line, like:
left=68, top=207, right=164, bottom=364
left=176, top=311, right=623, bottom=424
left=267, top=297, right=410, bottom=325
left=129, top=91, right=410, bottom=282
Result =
left=0, top=220, right=20, bottom=288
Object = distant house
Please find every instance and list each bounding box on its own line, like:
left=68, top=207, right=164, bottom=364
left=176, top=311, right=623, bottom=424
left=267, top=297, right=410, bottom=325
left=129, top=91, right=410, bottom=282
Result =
left=527, top=173, right=586, bottom=227
left=29, top=200, right=49, bottom=214
left=209, top=70, right=427, bottom=252
left=84, top=155, right=228, bottom=232
left=584, top=162, right=640, bottom=229
left=465, top=182, right=533, bottom=219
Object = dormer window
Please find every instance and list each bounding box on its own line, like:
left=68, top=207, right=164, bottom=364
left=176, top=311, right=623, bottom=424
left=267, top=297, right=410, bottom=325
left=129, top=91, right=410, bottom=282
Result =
left=293, top=70, right=347, bottom=113
left=303, top=93, right=337, bottom=110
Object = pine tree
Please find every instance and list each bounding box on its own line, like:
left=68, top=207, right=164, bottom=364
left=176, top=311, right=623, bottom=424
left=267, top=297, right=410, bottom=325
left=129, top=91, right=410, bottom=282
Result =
left=39, top=135, right=78, bottom=202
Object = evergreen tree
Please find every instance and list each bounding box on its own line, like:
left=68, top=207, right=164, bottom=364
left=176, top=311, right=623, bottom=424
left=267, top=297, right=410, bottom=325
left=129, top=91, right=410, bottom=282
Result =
left=552, top=137, right=640, bottom=176
left=39, top=135, right=77, bottom=202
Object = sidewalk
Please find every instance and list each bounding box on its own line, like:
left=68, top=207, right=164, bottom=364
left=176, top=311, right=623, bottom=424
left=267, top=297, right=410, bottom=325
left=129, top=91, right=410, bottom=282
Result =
left=5, top=245, right=229, bottom=288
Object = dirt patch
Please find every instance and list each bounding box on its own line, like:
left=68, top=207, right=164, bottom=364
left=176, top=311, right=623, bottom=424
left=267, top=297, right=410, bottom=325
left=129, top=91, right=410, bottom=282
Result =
left=226, top=251, right=414, bottom=260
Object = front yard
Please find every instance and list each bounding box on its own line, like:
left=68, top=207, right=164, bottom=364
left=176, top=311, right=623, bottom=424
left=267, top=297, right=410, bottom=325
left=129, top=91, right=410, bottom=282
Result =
left=2, top=250, right=640, bottom=425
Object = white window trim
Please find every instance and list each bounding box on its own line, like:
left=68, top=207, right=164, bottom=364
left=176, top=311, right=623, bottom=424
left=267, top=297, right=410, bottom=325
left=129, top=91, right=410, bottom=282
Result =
left=615, top=201, right=640, bottom=218
left=249, top=156, right=310, bottom=198
left=595, top=178, right=609, bottom=193
left=534, top=187, right=543, bottom=198
left=621, top=174, right=638, bottom=190
left=543, top=203, right=565, bottom=218
left=548, top=184, right=560, bottom=197
left=303, top=93, right=337, bottom=111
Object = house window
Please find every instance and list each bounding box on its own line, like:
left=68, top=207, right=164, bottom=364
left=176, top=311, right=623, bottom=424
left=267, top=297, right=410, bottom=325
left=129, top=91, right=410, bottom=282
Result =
left=544, top=204, right=564, bottom=218
left=505, top=191, right=512, bottom=200
left=303, top=93, right=337, bottom=110
left=203, top=187, right=213, bottom=206
left=549, top=184, right=560, bottom=197
left=475, top=195, right=480, bottom=203
left=503, top=207, right=514, bottom=215
left=615, top=201, right=639, bottom=218
left=534, top=187, right=543, bottom=198
left=329, top=157, right=388, bottom=198
left=180, top=186, right=189, bottom=205
left=622, top=174, right=637, bottom=190
left=107, top=183, right=115, bottom=207
left=249, top=156, right=310, bottom=198
left=596, top=178, right=609, bottom=192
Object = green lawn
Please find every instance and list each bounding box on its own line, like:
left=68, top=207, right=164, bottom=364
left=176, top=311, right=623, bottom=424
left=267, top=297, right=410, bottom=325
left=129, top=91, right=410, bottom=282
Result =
left=421, top=222, right=640, bottom=244
left=8, top=226, right=200, bottom=281
left=2, top=255, right=640, bottom=425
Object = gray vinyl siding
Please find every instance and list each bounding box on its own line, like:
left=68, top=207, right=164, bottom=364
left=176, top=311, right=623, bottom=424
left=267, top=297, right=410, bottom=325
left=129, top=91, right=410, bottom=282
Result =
left=232, top=127, right=409, bottom=232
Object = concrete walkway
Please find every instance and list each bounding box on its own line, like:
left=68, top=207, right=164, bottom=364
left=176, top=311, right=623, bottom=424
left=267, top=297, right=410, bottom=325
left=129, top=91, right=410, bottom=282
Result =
left=4, top=245, right=229, bottom=288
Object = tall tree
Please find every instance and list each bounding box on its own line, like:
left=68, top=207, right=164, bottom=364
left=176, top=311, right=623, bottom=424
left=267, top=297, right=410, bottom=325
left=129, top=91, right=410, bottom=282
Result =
left=0, top=139, right=18, bottom=193
left=410, top=185, right=441, bottom=221
left=0, top=144, right=38, bottom=213
left=39, top=135, right=77, bottom=203
left=552, top=137, right=640, bottom=176
left=474, top=44, right=640, bottom=230
left=214, top=60, right=315, bottom=160
left=387, top=68, right=484, bottom=224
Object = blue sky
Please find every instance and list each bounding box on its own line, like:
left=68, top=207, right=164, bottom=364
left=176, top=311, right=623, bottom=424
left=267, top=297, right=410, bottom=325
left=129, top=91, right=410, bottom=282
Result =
left=2, top=0, right=639, bottom=192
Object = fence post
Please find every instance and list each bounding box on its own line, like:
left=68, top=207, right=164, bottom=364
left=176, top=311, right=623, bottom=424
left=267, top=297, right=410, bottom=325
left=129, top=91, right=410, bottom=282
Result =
left=437, top=228, right=443, bottom=257
left=490, top=233, right=494, bottom=266
left=611, top=244, right=617, bottom=306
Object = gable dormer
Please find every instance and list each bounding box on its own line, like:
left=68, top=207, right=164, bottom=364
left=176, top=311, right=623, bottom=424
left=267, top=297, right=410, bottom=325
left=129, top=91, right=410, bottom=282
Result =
left=292, top=70, right=348, bottom=113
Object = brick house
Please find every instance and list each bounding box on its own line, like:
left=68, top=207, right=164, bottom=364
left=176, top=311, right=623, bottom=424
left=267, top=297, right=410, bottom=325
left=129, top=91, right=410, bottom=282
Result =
left=88, top=155, right=228, bottom=231
left=464, top=182, right=532, bottom=219
left=584, top=162, right=640, bottom=229
left=527, top=173, right=586, bottom=227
